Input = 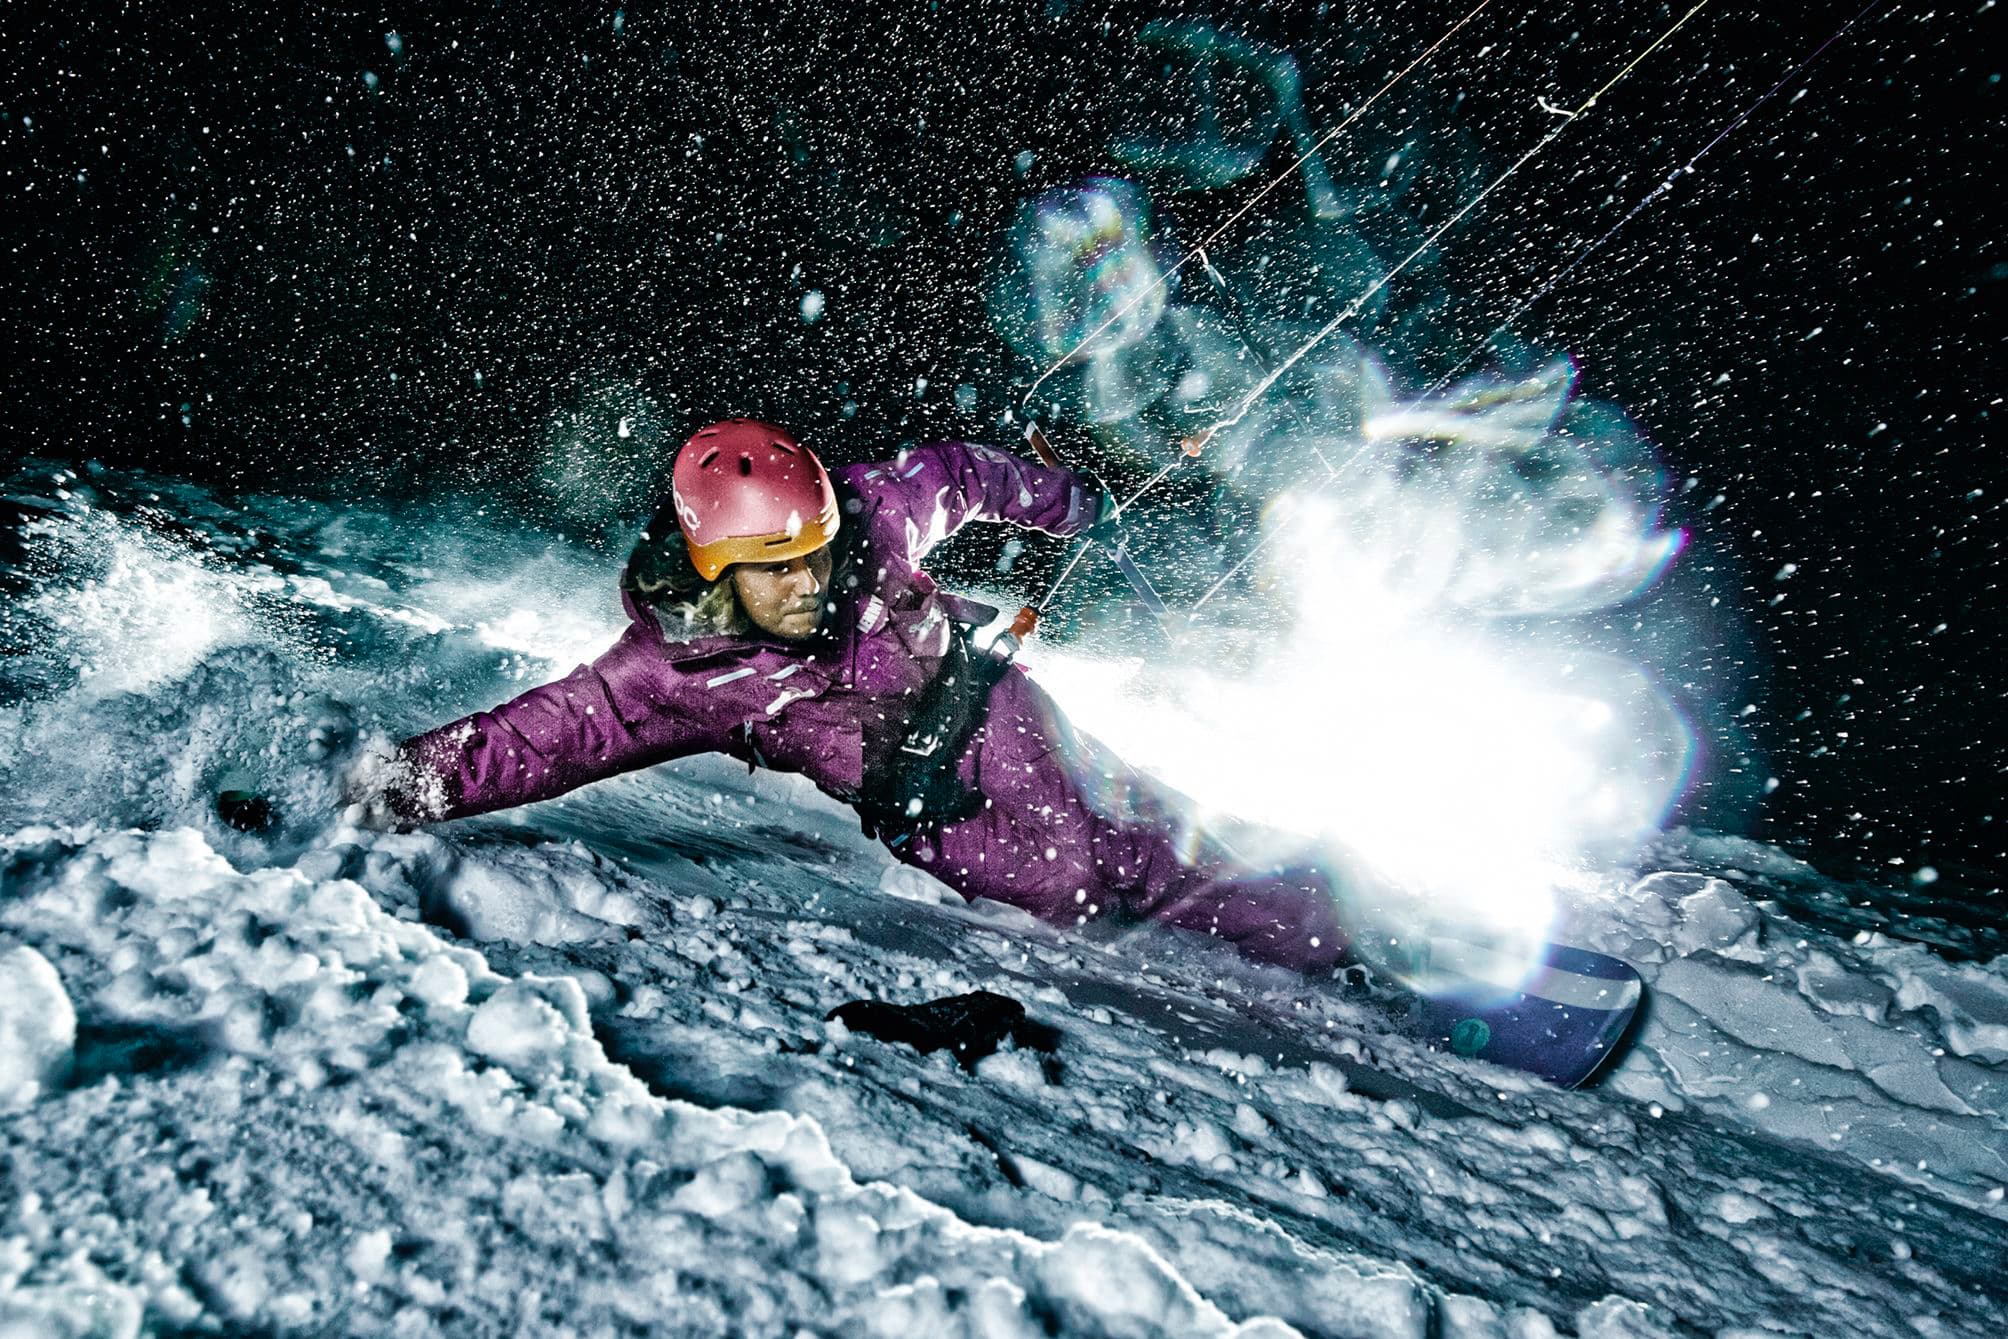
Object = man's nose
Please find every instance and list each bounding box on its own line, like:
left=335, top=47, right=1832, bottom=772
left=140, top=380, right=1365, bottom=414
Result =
left=791, top=559, right=823, bottom=595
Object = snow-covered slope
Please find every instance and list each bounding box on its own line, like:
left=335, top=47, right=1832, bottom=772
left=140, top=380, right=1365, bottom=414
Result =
left=2, top=465, right=2004, bottom=1337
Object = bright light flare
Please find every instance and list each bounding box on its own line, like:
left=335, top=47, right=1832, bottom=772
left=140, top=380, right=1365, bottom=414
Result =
left=1027, top=487, right=1693, bottom=972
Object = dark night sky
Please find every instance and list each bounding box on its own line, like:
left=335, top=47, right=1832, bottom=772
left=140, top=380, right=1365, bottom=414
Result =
left=2, top=2, right=2001, bottom=892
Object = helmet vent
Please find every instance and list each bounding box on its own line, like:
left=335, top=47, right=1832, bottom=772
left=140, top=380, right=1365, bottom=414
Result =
left=770, top=439, right=797, bottom=455
left=738, top=456, right=754, bottom=476
left=698, top=448, right=720, bottom=468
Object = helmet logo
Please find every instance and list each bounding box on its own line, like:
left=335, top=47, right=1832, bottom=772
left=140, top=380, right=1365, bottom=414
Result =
left=673, top=488, right=702, bottom=535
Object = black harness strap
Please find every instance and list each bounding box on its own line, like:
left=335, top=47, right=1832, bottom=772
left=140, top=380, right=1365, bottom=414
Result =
left=855, top=620, right=1012, bottom=844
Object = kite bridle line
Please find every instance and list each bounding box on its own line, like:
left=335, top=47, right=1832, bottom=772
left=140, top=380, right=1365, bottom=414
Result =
left=1408, top=0, right=1890, bottom=405
left=1025, top=0, right=1727, bottom=620
left=1016, top=0, right=1501, bottom=419
left=1176, top=0, right=1888, bottom=621
left=1013, top=0, right=1502, bottom=632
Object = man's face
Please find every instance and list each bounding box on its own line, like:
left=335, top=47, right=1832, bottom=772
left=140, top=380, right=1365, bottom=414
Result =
left=730, top=546, right=833, bottom=640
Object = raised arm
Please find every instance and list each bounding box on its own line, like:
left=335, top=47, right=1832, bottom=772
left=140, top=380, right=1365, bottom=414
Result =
left=382, top=625, right=725, bottom=823
left=860, top=441, right=1099, bottom=563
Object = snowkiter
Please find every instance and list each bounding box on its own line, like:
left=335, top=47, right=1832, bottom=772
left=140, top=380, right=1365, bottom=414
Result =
left=372, top=420, right=1346, bottom=973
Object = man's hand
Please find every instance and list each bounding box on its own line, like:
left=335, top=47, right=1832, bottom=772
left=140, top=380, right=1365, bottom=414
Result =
left=339, top=739, right=415, bottom=832
left=1081, top=475, right=1126, bottom=547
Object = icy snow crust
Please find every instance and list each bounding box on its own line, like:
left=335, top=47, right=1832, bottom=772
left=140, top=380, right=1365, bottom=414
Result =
left=2, top=465, right=2005, bottom=1337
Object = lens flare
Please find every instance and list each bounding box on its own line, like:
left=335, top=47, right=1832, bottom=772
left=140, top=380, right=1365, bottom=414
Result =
left=989, top=179, right=1172, bottom=377
left=1289, top=354, right=1690, bottom=617
left=1022, top=480, right=1695, bottom=976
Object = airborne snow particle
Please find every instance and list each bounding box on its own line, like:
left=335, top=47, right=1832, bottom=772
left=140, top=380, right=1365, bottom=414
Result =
left=800, top=290, right=826, bottom=323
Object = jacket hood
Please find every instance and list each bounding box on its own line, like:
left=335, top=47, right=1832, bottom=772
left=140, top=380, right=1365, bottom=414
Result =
left=618, top=561, right=662, bottom=636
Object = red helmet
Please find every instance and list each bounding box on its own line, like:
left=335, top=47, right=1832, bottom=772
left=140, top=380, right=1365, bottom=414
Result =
left=670, top=419, right=840, bottom=581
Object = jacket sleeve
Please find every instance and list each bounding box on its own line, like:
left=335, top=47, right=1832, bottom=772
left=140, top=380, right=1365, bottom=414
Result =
left=866, top=441, right=1098, bottom=564
left=388, top=626, right=727, bottom=823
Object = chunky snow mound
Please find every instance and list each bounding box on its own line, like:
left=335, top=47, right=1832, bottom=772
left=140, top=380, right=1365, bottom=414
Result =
left=1584, top=854, right=2008, bottom=1208
left=0, top=945, right=75, bottom=1112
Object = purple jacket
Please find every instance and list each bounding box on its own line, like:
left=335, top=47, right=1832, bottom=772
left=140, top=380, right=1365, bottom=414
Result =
left=397, top=442, right=1097, bottom=822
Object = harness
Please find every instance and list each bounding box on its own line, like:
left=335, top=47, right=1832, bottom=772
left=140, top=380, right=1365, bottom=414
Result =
left=853, top=614, right=1014, bottom=845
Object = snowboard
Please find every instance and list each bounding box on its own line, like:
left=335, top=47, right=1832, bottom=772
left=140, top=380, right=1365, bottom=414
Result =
left=1010, top=934, right=1642, bottom=1093
left=1382, top=940, right=1644, bottom=1088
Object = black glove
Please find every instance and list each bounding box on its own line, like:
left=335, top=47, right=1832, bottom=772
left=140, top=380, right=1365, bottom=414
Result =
left=826, top=991, right=1059, bottom=1071
left=1080, top=473, right=1125, bottom=546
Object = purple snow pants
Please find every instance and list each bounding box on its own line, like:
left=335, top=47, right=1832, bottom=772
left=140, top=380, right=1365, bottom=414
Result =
left=888, top=666, right=1347, bottom=975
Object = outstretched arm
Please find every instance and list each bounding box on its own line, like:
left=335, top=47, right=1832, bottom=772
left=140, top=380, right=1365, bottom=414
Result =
left=373, top=626, right=725, bottom=824
left=866, top=441, right=1100, bottom=564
